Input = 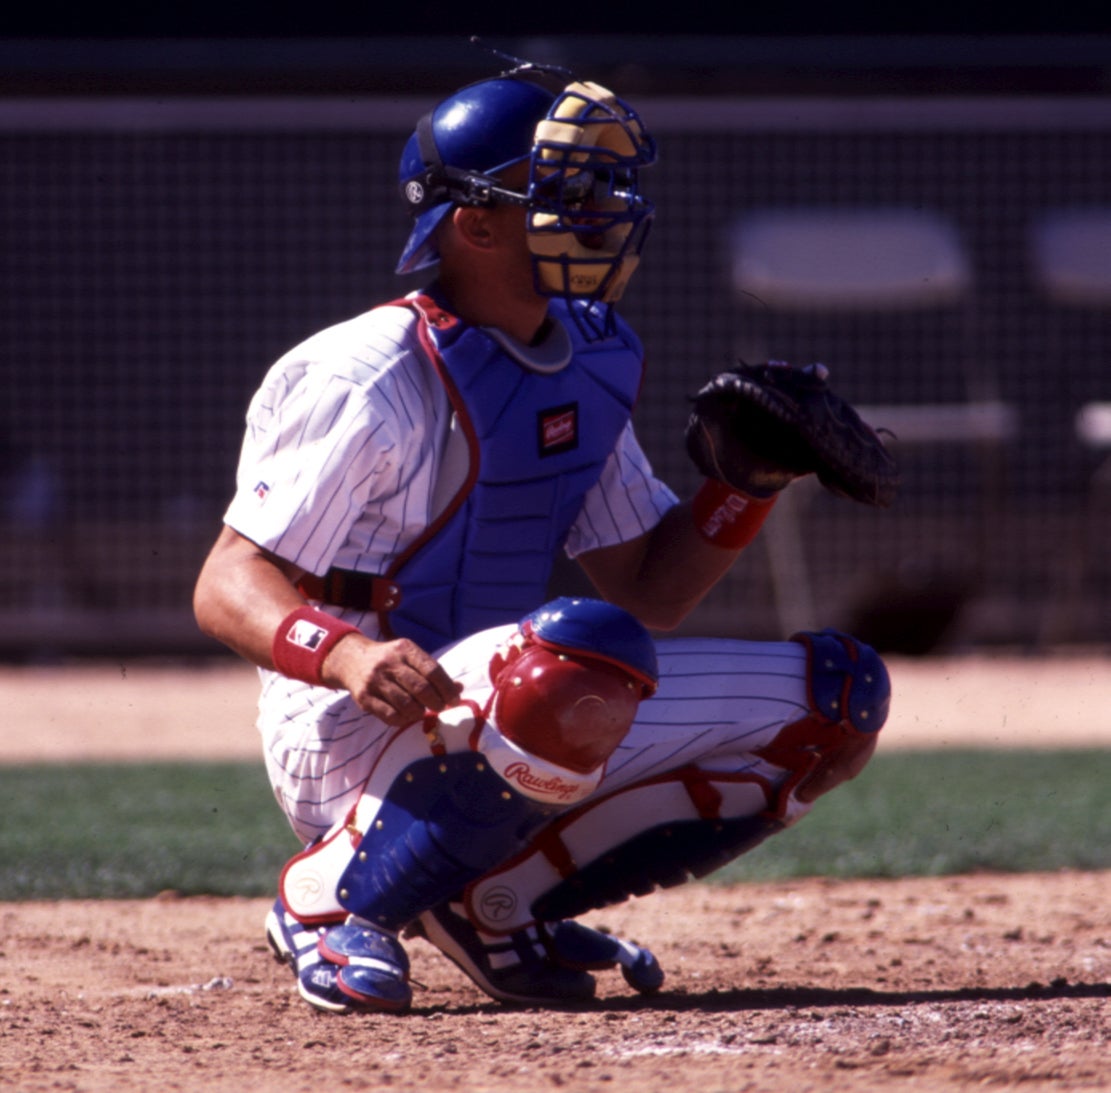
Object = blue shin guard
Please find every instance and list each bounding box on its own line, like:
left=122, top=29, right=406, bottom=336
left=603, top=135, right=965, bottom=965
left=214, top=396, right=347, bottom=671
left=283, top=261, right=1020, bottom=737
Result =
left=284, top=752, right=564, bottom=1013
left=336, top=752, right=562, bottom=933
left=533, top=811, right=783, bottom=921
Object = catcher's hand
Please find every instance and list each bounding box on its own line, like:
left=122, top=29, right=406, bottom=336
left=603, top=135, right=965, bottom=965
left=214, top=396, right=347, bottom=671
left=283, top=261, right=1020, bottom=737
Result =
left=685, top=361, right=899, bottom=507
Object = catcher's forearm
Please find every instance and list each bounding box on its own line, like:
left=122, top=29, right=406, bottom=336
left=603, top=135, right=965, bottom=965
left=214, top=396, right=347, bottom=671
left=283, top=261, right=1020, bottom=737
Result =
left=580, top=496, right=771, bottom=630
left=194, top=525, right=316, bottom=668
left=638, top=498, right=770, bottom=625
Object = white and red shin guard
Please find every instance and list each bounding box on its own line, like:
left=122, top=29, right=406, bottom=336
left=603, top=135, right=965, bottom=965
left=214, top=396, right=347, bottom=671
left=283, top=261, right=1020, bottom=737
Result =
left=463, top=629, right=891, bottom=934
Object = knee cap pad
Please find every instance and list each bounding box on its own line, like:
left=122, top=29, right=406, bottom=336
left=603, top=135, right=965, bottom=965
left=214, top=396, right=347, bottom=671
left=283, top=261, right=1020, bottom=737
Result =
left=792, top=628, right=891, bottom=734
left=757, top=629, right=891, bottom=814
left=490, top=597, right=658, bottom=774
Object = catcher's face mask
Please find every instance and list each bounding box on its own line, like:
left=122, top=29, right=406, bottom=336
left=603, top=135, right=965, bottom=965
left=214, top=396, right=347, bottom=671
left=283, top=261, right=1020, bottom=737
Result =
left=524, top=80, right=657, bottom=308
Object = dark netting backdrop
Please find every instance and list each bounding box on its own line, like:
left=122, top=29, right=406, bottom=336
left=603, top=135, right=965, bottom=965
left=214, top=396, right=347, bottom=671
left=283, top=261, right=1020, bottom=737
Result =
left=2, top=97, right=1108, bottom=655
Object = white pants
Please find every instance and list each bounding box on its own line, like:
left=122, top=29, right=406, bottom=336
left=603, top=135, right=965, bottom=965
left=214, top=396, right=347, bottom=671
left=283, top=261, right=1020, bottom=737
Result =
left=258, top=625, right=810, bottom=848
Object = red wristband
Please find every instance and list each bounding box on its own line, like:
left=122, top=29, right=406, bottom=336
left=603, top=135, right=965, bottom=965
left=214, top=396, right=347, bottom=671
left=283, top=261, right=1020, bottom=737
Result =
left=271, top=605, right=359, bottom=686
left=691, top=479, right=778, bottom=550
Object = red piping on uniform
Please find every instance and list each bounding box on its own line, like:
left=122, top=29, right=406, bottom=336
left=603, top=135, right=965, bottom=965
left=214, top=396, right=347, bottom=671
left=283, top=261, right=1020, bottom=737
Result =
left=375, top=295, right=481, bottom=639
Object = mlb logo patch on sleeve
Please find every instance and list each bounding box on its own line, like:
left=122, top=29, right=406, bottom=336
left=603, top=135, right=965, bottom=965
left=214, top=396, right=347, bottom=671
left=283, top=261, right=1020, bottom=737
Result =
left=538, top=403, right=578, bottom=457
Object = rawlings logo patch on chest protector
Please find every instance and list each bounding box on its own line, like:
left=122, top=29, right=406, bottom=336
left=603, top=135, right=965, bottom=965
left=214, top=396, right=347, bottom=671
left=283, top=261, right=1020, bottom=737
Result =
left=539, top=403, right=578, bottom=456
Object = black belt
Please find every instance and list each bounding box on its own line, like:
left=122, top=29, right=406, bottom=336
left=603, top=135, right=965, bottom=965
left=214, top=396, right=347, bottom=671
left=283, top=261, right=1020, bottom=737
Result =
left=297, top=569, right=402, bottom=612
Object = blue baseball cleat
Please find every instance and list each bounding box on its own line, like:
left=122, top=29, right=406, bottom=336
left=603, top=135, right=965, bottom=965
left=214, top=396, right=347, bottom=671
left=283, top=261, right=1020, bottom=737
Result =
left=317, top=918, right=413, bottom=1014
left=410, top=901, right=596, bottom=1005
left=409, top=901, right=663, bottom=1004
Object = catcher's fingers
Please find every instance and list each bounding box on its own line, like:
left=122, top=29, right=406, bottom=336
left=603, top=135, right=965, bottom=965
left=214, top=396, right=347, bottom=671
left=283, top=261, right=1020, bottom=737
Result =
left=361, top=683, right=426, bottom=727
left=394, top=646, right=463, bottom=711
left=382, top=659, right=462, bottom=723
left=332, top=638, right=461, bottom=724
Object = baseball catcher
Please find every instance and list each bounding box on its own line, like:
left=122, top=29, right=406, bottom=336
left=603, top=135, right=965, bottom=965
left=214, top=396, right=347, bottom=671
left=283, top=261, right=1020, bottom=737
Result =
left=194, top=51, right=896, bottom=1019
left=267, top=597, right=890, bottom=1014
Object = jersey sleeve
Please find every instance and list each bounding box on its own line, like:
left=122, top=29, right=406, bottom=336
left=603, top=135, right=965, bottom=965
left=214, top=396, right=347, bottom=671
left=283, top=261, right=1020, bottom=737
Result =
left=223, top=316, right=430, bottom=575
left=563, top=421, right=678, bottom=558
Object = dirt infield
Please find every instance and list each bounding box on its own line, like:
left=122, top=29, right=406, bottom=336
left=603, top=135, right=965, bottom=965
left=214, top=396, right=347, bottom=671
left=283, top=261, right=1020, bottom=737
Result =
left=2, top=653, right=1109, bottom=1091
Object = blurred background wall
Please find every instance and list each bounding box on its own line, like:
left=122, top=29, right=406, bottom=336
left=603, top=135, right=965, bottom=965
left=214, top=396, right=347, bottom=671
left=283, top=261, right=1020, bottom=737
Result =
left=2, top=34, right=1109, bottom=658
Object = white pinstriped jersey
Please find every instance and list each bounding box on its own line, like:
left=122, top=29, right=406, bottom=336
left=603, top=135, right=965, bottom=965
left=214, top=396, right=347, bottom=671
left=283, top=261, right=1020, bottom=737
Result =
left=222, top=300, right=684, bottom=837
left=225, top=302, right=677, bottom=632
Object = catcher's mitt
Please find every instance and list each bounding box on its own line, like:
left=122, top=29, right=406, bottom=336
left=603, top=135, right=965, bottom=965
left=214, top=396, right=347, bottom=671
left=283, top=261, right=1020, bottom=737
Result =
left=685, top=361, right=899, bottom=507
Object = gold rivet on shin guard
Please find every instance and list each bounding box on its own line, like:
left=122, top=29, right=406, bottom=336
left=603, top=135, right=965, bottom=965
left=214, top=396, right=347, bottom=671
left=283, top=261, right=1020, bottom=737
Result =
left=359, top=851, right=367, bottom=862
left=339, top=888, right=349, bottom=900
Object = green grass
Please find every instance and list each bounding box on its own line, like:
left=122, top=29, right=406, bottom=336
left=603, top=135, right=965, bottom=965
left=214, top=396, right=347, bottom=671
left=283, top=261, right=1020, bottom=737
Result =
left=0, top=762, right=301, bottom=899
left=711, top=748, right=1111, bottom=883
left=1, top=751, right=1108, bottom=900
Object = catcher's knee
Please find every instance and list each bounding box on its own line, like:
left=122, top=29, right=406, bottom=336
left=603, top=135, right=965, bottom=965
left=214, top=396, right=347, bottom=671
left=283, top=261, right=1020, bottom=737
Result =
left=793, top=628, right=890, bottom=735
left=489, top=597, right=658, bottom=775
left=757, top=629, right=890, bottom=816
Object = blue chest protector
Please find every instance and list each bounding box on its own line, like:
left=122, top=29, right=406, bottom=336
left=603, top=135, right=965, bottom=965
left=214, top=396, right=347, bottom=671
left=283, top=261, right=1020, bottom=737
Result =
left=385, top=295, right=644, bottom=651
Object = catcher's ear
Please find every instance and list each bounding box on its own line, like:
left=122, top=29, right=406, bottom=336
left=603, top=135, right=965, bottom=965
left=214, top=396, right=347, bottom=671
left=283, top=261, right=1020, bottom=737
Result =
left=451, top=206, right=496, bottom=251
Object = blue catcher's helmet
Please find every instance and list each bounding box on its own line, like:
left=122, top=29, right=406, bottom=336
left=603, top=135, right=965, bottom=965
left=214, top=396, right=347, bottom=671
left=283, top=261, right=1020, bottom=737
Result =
left=396, top=76, right=557, bottom=275
left=396, top=68, right=656, bottom=310
left=520, top=596, right=658, bottom=697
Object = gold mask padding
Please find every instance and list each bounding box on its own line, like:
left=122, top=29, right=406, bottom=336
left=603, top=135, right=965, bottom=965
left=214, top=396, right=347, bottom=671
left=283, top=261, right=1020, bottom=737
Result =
left=527, top=81, right=651, bottom=303
left=534, top=81, right=645, bottom=161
